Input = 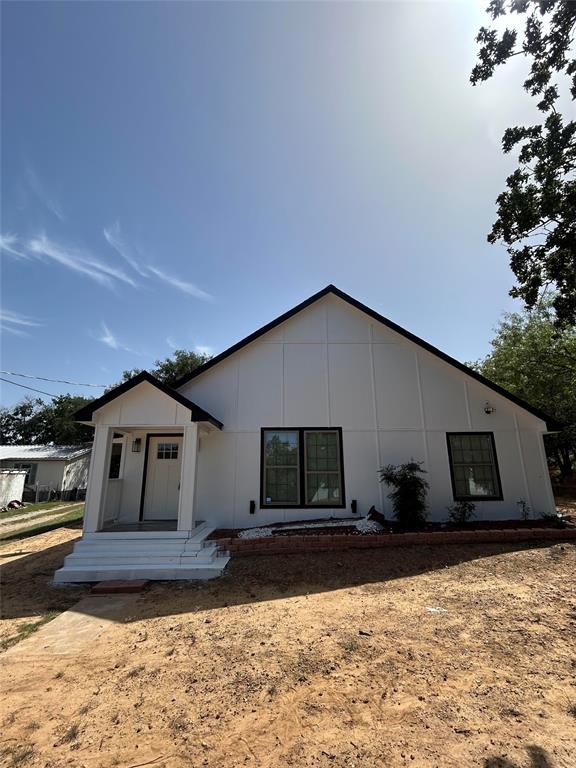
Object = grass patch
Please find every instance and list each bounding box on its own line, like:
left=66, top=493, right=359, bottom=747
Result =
left=0, top=501, right=81, bottom=519
left=0, top=611, right=60, bottom=652
left=0, top=506, right=84, bottom=544
left=0, top=743, right=36, bottom=766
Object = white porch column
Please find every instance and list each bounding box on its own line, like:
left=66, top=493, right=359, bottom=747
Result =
left=177, top=423, right=198, bottom=532
left=83, top=425, right=112, bottom=534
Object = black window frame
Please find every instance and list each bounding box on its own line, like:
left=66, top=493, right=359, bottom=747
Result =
left=260, top=427, right=345, bottom=509
left=108, top=442, right=123, bottom=479
left=446, top=432, right=503, bottom=502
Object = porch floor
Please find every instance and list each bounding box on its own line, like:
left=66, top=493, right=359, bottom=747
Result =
left=100, top=520, right=178, bottom=532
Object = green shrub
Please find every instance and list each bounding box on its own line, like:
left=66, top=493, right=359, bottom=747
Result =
left=446, top=501, right=476, bottom=525
left=378, top=460, right=429, bottom=531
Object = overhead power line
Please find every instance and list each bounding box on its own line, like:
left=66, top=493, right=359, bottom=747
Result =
left=0, top=370, right=106, bottom=388
left=0, top=376, right=58, bottom=398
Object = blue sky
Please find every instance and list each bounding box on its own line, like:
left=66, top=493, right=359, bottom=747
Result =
left=1, top=1, right=537, bottom=407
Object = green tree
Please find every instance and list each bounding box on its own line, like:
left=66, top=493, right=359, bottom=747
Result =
left=471, top=298, right=576, bottom=479
left=119, top=348, right=210, bottom=389
left=471, top=0, right=576, bottom=326
left=0, top=394, right=94, bottom=446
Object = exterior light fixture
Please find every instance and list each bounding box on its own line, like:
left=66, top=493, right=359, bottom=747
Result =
left=484, top=402, right=495, bottom=415
left=132, top=438, right=142, bottom=453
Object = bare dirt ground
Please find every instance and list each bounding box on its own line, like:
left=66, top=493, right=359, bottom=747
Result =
left=0, top=524, right=86, bottom=650
left=1, top=535, right=575, bottom=768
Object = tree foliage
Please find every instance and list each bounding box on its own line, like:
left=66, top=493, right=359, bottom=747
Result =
left=0, top=395, right=95, bottom=446
left=471, top=297, right=576, bottom=478
left=471, top=0, right=576, bottom=326
left=119, top=348, right=210, bottom=388
left=378, top=460, right=429, bottom=531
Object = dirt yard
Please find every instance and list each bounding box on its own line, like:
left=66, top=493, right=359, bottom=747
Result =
left=0, top=524, right=86, bottom=650
left=1, top=535, right=575, bottom=768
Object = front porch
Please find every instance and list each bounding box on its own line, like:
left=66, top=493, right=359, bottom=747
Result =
left=53, top=371, right=228, bottom=583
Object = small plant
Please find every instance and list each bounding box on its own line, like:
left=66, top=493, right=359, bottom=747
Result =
left=447, top=501, right=476, bottom=525
left=379, top=460, right=429, bottom=531
left=59, top=722, right=80, bottom=744
left=517, top=499, right=531, bottom=521
left=0, top=743, right=35, bottom=766
left=338, top=636, right=359, bottom=654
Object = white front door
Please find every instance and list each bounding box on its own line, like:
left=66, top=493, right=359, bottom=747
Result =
left=142, top=436, right=183, bottom=520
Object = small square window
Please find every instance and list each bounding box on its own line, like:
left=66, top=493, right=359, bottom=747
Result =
left=157, top=442, right=179, bottom=460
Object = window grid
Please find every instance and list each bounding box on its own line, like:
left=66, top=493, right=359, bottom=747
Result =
left=261, top=428, right=345, bottom=508
left=447, top=433, right=502, bottom=500
left=263, top=431, right=299, bottom=505
left=304, top=431, right=342, bottom=506
left=157, top=442, right=179, bottom=460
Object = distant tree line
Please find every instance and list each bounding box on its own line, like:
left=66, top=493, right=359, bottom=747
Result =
left=0, top=349, right=209, bottom=446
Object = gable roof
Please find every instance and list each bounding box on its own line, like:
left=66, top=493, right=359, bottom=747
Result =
left=0, top=445, right=92, bottom=462
left=74, top=371, right=223, bottom=429
left=173, top=284, right=562, bottom=431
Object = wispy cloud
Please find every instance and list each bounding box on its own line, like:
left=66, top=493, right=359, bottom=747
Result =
left=103, top=223, right=213, bottom=302
left=147, top=266, right=212, bottom=301
left=103, top=222, right=149, bottom=277
left=194, top=344, right=213, bottom=356
left=9, top=233, right=139, bottom=289
left=103, top=223, right=213, bottom=301
left=25, top=165, right=65, bottom=222
left=0, top=308, right=43, bottom=337
left=97, top=322, right=139, bottom=354
left=0, top=233, right=31, bottom=260
left=166, top=336, right=178, bottom=350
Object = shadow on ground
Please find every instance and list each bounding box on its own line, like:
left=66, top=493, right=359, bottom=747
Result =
left=2, top=530, right=573, bottom=623
left=0, top=526, right=87, bottom=622
left=485, top=744, right=554, bottom=767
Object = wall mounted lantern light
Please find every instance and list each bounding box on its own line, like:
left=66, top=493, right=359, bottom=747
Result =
left=484, top=402, right=495, bottom=415
left=132, top=437, right=142, bottom=453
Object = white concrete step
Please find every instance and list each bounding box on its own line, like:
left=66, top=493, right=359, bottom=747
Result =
left=54, top=559, right=230, bottom=584
left=53, top=523, right=228, bottom=583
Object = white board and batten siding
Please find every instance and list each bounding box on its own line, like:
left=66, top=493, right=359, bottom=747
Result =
left=89, top=384, right=195, bottom=523
left=179, top=294, right=555, bottom=529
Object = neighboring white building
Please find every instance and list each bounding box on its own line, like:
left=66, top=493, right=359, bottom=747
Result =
left=54, top=285, right=560, bottom=583
left=0, top=445, right=92, bottom=501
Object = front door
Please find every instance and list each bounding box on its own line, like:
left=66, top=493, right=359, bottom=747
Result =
left=142, top=436, right=183, bottom=520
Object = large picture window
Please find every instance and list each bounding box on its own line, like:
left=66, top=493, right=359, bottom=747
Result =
left=261, top=428, right=345, bottom=508
left=446, top=433, right=502, bottom=501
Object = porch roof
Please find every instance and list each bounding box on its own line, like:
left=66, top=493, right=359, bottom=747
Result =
left=74, top=371, right=223, bottom=429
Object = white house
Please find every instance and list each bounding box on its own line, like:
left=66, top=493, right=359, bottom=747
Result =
left=0, top=445, right=92, bottom=501
left=54, top=285, right=560, bottom=583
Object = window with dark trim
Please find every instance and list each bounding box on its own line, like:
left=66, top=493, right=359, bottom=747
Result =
left=261, top=428, right=345, bottom=508
left=108, top=443, right=123, bottom=479
left=446, top=432, right=502, bottom=501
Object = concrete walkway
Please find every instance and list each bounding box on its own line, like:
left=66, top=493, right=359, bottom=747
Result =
left=1, top=593, right=139, bottom=660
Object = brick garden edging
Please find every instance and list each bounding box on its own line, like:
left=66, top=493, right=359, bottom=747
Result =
left=215, top=527, right=576, bottom=557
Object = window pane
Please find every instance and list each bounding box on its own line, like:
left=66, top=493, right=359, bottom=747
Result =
left=305, top=432, right=339, bottom=472
left=448, top=434, right=500, bottom=499
left=264, top=431, right=298, bottom=467
left=157, top=442, right=179, bottom=460
left=265, top=467, right=298, bottom=504
left=306, top=472, right=342, bottom=505
left=108, top=443, right=123, bottom=478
